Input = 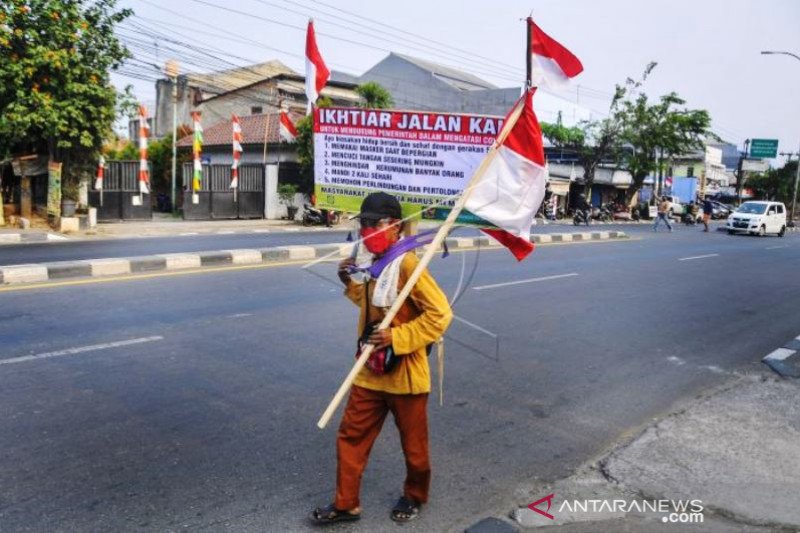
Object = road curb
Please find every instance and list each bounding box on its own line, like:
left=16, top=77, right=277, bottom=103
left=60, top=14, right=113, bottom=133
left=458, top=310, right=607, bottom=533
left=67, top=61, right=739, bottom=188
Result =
left=0, top=231, right=628, bottom=286
left=762, top=336, right=800, bottom=378
left=0, top=231, right=69, bottom=245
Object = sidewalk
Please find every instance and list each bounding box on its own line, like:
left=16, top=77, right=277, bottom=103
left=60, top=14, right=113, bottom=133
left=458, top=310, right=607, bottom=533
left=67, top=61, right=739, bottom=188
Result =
left=85, top=214, right=320, bottom=239
left=468, top=371, right=800, bottom=532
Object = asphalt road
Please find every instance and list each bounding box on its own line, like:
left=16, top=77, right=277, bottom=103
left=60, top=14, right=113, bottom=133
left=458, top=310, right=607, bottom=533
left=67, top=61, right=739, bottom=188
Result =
left=1, top=226, right=798, bottom=532
left=0, top=221, right=639, bottom=266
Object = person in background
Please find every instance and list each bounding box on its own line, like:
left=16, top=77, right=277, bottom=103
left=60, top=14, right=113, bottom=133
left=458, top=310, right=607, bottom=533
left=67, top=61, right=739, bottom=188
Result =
left=702, top=196, right=714, bottom=232
left=653, top=196, right=673, bottom=232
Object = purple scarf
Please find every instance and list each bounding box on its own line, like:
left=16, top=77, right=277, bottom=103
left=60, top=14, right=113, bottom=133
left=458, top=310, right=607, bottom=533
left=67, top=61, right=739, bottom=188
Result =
left=349, top=230, right=438, bottom=279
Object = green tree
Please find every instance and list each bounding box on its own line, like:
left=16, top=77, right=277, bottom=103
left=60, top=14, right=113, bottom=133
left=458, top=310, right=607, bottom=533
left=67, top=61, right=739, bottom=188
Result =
left=748, top=159, right=797, bottom=203
left=541, top=87, right=624, bottom=196
left=356, top=81, right=394, bottom=109
left=616, top=63, right=711, bottom=203
left=0, top=0, right=131, bottom=189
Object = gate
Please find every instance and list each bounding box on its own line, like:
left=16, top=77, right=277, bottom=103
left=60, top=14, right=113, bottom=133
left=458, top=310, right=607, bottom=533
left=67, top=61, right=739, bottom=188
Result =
left=88, top=161, right=153, bottom=221
left=182, top=163, right=264, bottom=220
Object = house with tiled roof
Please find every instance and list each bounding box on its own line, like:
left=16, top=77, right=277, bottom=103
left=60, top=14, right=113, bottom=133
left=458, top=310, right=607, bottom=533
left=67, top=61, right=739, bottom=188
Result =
left=176, top=111, right=303, bottom=166
left=153, top=60, right=295, bottom=138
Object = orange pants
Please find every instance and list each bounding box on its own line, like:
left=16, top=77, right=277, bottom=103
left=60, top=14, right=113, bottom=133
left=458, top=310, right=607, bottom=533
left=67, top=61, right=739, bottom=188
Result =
left=335, top=385, right=430, bottom=509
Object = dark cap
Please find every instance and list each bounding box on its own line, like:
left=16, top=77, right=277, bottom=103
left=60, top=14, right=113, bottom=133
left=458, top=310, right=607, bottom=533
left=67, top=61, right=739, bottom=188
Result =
left=356, top=192, right=402, bottom=221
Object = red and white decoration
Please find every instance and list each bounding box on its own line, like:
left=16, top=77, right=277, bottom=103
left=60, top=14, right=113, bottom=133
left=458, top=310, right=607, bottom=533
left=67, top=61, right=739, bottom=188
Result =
left=279, top=110, right=298, bottom=142
left=464, top=89, right=548, bottom=261
left=305, top=19, right=330, bottom=114
left=231, top=114, right=243, bottom=189
left=138, top=105, right=150, bottom=195
left=94, top=155, right=105, bottom=190
left=528, top=18, right=583, bottom=91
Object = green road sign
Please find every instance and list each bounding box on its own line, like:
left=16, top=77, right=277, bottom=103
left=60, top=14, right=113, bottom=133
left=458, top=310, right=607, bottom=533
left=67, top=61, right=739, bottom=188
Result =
left=749, top=139, right=779, bottom=158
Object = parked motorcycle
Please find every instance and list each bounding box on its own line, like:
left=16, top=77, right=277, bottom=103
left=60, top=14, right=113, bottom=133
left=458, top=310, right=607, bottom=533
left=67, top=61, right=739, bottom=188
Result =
left=592, top=204, right=614, bottom=222
left=573, top=208, right=591, bottom=226
left=302, top=204, right=341, bottom=226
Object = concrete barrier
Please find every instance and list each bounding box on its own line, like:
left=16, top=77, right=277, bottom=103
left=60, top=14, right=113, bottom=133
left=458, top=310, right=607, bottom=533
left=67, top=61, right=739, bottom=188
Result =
left=0, top=231, right=628, bottom=286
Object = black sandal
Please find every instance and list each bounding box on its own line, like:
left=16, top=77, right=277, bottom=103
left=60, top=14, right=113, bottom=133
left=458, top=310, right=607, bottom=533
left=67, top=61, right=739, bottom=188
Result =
left=310, top=503, right=361, bottom=524
left=390, top=496, right=420, bottom=523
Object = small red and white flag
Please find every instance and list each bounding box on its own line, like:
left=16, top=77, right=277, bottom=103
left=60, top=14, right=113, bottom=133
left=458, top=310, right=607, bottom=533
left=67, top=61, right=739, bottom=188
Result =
left=138, top=105, right=150, bottom=195
left=305, top=19, right=330, bottom=114
left=95, top=155, right=105, bottom=190
left=279, top=110, right=298, bottom=142
left=528, top=18, right=583, bottom=91
left=231, top=114, right=243, bottom=189
left=464, top=89, right=548, bottom=261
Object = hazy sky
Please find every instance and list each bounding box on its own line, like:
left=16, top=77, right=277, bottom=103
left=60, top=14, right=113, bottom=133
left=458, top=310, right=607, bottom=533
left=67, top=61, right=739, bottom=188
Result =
left=113, top=0, right=800, bottom=162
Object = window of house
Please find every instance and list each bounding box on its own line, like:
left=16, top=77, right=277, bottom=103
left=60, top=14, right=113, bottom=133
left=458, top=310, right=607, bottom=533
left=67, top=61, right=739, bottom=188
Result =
left=251, top=106, right=263, bottom=114
left=687, top=166, right=694, bottom=177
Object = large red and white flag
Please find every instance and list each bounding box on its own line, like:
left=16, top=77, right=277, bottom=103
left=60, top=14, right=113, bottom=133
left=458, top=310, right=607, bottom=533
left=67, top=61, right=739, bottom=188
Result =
left=528, top=18, right=583, bottom=91
left=279, top=110, right=298, bottom=142
left=305, top=19, right=330, bottom=114
left=464, top=89, right=547, bottom=261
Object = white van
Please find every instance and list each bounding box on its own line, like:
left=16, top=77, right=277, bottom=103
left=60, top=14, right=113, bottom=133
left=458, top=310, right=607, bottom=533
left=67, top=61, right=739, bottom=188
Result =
left=726, top=201, right=787, bottom=236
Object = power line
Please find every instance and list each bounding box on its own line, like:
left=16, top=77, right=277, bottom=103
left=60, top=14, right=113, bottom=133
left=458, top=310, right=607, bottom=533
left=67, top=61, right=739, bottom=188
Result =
left=248, top=0, right=524, bottom=82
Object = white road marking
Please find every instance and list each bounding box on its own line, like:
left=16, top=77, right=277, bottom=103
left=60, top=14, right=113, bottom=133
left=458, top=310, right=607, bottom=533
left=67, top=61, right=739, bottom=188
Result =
left=0, top=336, right=164, bottom=366
left=452, top=314, right=498, bottom=338
left=227, top=313, right=253, bottom=318
left=217, top=230, right=235, bottom=235
left=701, top=365, right=727, bottom=374
left=473, top=272, right=578, bottom=291
left=764, top=348, right=796, bottom=361
left=252, top=229, right=271, bottom=234
left=678, top=253, right=719, bottom=261
left=667, top=356, right=686, bottom=366
left=180, top=232, right=199, bottom=236
left=766, top=245, right=789, bottom=250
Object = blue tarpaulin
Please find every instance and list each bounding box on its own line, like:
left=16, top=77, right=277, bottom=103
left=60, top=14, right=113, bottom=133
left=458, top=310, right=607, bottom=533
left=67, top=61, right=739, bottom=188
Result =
left=669, top=177, right=698, bottom=204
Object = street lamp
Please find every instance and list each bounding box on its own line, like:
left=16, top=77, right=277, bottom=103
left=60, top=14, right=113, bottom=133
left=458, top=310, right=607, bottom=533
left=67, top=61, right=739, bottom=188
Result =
left=165, top=59, right=180, bottom=215
left=761, top=50, right=800, bottom=225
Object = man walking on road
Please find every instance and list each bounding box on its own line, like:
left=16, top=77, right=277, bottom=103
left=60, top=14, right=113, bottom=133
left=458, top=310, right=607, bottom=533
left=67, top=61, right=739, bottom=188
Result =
left=702, top=196, right=714, bottom=232
left=311, top=192, right=452, bottom=525
left=653, top=196, right=673, bottom=232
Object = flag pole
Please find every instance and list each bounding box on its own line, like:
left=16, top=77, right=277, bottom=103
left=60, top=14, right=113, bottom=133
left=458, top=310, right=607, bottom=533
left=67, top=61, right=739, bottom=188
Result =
left=262, top=112, right=271, bottom=165
left=525, top=16, right=532, bottom=89
left=317, top=94, right=528, bottom=429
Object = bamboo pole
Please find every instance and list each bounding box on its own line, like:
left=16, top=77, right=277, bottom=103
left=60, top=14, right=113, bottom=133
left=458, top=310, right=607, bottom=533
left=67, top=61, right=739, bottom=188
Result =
left=262, top=112, right=271, bottom=165
left=317, top=94, right=528, bottom=429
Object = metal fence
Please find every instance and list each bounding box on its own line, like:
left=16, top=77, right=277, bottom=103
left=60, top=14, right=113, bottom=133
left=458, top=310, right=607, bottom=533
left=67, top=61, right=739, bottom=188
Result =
left=88, top=161, right=152, bottom=221
left=182, top=163, right=264, bottom=220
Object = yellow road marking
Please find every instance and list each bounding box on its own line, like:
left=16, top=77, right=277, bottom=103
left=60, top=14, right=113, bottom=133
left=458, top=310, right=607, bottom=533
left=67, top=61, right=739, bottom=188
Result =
left=0, top=237, right=635, bottom=293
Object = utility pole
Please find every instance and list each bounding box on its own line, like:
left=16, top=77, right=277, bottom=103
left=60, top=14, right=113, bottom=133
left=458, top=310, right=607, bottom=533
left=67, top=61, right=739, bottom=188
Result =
left=165, top=60, right=179, bottom=215
left=736, top=138, right=750, bottom=206
left=761, top=51, right=799, bottom=221
left=781, top=146, right=800, bottom=225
